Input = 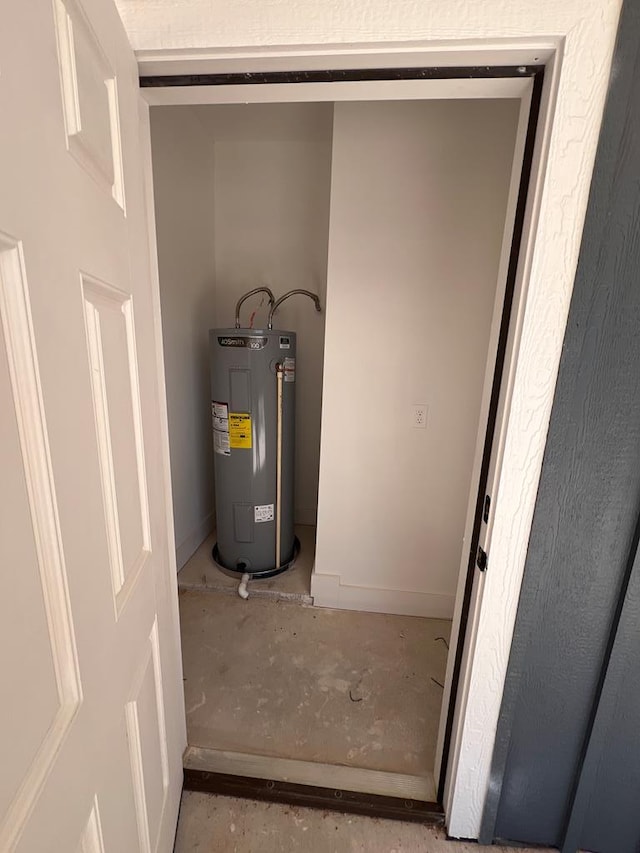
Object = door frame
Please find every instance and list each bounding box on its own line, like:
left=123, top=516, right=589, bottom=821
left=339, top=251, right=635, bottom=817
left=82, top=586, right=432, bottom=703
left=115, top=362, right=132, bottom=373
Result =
left=136, top=39, right=610, bottom=838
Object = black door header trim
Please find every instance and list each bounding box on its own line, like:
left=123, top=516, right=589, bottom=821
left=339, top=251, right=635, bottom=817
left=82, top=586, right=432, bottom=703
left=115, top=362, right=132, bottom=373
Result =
left=140, top=65, right=543, bottom=88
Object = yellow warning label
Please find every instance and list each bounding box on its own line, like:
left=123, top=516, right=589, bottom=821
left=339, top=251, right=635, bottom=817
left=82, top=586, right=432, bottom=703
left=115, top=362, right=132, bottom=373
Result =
left=229, top=413, right=252, bottom=449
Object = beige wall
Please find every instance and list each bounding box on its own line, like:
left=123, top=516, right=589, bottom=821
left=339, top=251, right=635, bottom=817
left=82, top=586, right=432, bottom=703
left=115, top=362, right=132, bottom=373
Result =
left=152, top=98, right=519, bottom=601
left=313, top=99, right=520, bottom=616
left=150, top=107, right=217, bottom=568
left=197, top=103, right=333, bottom=524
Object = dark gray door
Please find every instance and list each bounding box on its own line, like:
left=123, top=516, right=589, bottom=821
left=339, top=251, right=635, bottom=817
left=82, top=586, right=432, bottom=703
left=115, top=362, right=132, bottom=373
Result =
left=562, top=519, right=640, bottom=853
left=479, top=0, right=640, bottom=849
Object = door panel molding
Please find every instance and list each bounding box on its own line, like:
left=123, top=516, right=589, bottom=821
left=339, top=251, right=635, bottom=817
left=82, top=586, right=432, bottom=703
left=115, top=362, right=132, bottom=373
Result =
left=0, top=233, right=82, bottom=850
left=78, top=795, right=106, bottom=853
left=53, top=0, right=126, bottom=210
left=125, top=618, right=170, bottom=853
left=81, top=272, right=151, bottom=617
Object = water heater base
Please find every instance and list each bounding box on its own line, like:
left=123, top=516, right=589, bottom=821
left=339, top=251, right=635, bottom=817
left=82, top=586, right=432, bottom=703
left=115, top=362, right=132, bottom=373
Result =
left=211, top=536, right=301, bottom=579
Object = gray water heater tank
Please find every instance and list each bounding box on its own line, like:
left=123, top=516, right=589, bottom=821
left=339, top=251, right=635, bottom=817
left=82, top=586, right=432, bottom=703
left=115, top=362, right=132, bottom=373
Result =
left=209, top=328, right=296, bottom=575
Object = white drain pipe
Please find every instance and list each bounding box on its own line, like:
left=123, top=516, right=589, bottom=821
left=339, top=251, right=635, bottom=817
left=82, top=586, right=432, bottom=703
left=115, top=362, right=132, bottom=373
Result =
left=237, top=572, right=250, bottom=600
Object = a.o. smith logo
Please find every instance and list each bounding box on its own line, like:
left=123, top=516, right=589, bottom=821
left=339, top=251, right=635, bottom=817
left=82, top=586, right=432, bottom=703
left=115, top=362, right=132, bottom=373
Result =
left=218, top=336, right=267, bottom=349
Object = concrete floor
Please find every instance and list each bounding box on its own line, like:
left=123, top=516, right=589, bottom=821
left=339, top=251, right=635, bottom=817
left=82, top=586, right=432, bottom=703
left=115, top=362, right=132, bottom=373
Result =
left=174, top=791, right=551, bottom=853
left=178, top=525, right=315, bottom=603
left=179, top=589, right=450, bottom=779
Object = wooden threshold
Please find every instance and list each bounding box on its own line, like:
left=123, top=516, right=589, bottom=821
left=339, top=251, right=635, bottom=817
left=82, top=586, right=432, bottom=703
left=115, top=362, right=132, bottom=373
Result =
left=183, top=746, right=443, bottom=824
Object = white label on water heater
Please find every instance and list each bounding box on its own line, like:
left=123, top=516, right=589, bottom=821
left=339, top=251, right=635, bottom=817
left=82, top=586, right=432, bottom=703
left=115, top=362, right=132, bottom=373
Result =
left=212, top=401, right=228, bottom=419
left=283, top=356, right=295, bottom=383
left=213, top=430, right=230, bottom=456
left=254, top=504, right=274, bottom=523
left=212, top=400, right=230, bottom=456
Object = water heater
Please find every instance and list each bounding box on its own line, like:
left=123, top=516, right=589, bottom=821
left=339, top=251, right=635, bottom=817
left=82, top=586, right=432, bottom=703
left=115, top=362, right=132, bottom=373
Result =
left=209, top=327, right=296, bottom=575
left=209, top=288, right=320, bottom=577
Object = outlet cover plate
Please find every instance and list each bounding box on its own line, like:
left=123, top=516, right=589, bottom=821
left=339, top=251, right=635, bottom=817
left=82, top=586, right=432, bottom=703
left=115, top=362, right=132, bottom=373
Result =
left=413, top=405, right=428, bottom=429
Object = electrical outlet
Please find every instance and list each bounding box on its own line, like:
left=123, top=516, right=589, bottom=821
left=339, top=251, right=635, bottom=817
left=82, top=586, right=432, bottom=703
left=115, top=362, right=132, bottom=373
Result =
left=413, top=405, right=428, bottom=429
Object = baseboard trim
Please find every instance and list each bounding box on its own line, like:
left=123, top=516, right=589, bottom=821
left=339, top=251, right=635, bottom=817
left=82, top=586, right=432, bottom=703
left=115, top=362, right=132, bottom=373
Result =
left=183, top=746, right=442, bottom=823
left=176, top=512, right=215, bottom=570
left=310, top=573, right=455, bottom=619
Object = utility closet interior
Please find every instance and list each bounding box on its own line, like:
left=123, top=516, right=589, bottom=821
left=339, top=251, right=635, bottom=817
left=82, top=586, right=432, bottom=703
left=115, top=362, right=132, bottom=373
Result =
left=150, top=98, right=520, bottom=795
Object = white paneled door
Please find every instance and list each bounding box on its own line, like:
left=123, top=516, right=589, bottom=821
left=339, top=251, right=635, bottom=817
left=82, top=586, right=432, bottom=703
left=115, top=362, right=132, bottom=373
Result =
left=0, top=1, right=185, bottom=851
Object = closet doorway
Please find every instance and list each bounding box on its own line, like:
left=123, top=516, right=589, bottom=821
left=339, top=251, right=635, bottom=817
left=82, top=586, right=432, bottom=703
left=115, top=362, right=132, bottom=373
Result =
left=146, top=70, right=539, bottom=813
